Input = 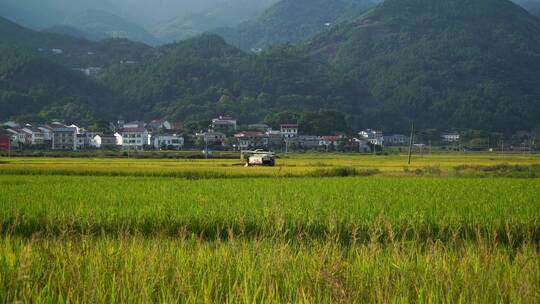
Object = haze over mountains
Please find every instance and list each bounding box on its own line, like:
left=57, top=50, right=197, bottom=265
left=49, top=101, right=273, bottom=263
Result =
left=1, top=0, right=540, bottom=133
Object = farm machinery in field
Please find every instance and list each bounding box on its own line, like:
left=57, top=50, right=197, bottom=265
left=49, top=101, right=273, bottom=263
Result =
left=241, top=150, right=276, bottom=167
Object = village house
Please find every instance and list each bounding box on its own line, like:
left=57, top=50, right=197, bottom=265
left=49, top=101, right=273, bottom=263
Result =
left=52, top=127, right=77, bottom=150
left=5, top=128, right=26, bottom=147
left=93, top=134, right=118, bottom=149
left=145, top=120, right=173, bottom=132
left=234, top=131, right=268, bottom=150
left=248, top=123, right=271, bottom=132
left=22, top=126, right=45, bottom=146
left=280, top=124, right=299, bottom=139
left=298, top=135, right=321, bottom=149
left=38, top=125, right=54, bottom=145
left=359, top=129, right=384, bottom=146
left=196, top=131, right=226, bottom=146
left=319, top=136, right=343, bottom=148
left=153, top=134, right=184, bottom=150
left=384, top=134, right=409, bottom=146
left=266, top=130, right=283, bottom=148
left=212, top=116, right=237, bottom=132
left=352, top=138, right=371, bottom=153
left=121, top=127, right=151, bottom=150
left=0, top=130, right=12, bottom=151
left=441, top=133, right=460, bottom=143
left=123, top=121, right=145, bottom=129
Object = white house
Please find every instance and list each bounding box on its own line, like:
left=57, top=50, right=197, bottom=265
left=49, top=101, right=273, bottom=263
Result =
left=441, top=133, right=460, bottom=143
left=234, top=131, right=268, bottom=150
left=359, top=129, right=384, bottom=146
left=298, top=135, right=321, bottom=149
left=319, top=136, right=342, bottom=148
left=5, top=128, right=26, bottom=146
left=384, top=134, right=409, bottom=146
left=22, top=126, right=45, bottom=146
left=196, top=131, right=226, bottom=146
left=123, top=121, right=145, bottom=129
left=52, top=127, right=77, bottom=151
left=93, top=134, right=118, bottom=149
left=38, top=126, right=54, bottom=142
left=153, top=134, right=184, bottom=150
left=121, top=127, right=151, bottom=150
left=280, top=124, right=298, bottom=139
left=146, top=120, right=173, bottom=132
left=212, top=116, right=237, bottom=132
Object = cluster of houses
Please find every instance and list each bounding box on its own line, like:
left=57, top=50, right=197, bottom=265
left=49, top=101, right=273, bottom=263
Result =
left=0, top=115, right=468, bottom=152
left=0, top=120, right=184, bottom=152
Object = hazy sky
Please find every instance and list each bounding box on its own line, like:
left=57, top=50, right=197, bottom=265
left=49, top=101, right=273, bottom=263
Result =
left=0, top=0, right=279, bottom=28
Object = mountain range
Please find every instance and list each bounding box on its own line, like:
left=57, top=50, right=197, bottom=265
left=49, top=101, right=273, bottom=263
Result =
left=1, top=0, right=540, bottom=133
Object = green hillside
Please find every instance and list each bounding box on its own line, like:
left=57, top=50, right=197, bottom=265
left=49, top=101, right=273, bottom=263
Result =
left=0, top=46, right=118, bottom=123
left=215, top=0, right=378, bottom=51
left=61, top=10, right=158, bottom=45
left=0, top=16, right=152, bottom=68
left=2, top=0, right=540, bottom=133
left=307, top=0, right=540, bottom=131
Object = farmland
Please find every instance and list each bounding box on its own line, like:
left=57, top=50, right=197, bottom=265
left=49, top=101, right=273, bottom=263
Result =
left=0, top=154, right=539, bottom=303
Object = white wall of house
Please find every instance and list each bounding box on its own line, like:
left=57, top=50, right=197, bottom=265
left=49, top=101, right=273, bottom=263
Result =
left=153, top=135, right=184, bottom=150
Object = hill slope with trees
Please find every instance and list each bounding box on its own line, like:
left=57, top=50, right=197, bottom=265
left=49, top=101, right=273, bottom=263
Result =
left=215, top=0, right=379, bottom=51
left=306, top=0, right=540, bottom=131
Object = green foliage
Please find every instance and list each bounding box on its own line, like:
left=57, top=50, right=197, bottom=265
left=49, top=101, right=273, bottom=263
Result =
left=0, top=45, right=118, bottom=123
left=215, top=0, right=378, bottom=50
left=307, top=0, right=540, bottom=132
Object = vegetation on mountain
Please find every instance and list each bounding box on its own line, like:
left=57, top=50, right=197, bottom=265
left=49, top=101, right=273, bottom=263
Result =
left=60, top=10, right=158, bottom=45
left=152, top=0, right=277, bottom=44
left=215, top=0, right=378, bottom=51
left=306, top=0, right=540, bottom=131
left=1, top=0, right=540, bottom=134
left=0, top=16, right=152, bottom=68
left=0, top=45, right=117, bottom=124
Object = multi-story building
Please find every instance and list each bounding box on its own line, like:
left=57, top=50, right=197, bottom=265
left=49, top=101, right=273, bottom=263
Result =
left=196, top=131, right=226, bottom=146
left=212, top=116, right=237, bottom=132
left=52, top=127, right=77, bottom=150
left=359, top=129, right=384, bottom=146
left=93, top=134, right=119, bottom=149
left=121, top=128, right=151, bottom=151
left=441, top=133, right=460, bottom=143
left=153, top=134, right=184, bottom=150
left=384, top=134, right=409, bottom=146
left=298, top=135, right=321, bottom=149
left=234, top=131, right=268, bottom=150
left=319, top=136, right=343, bottom=148
left=22, top=126, right=45, bottom=146
left=280, top=124, right=298, bottom=139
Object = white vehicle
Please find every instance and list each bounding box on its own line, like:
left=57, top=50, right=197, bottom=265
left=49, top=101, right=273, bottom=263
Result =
left=241, top=150, right=276, bottom=167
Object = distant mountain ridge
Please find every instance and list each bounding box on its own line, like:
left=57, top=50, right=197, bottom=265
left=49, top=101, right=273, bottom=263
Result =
left=306, top=0, right=540, bottom=130
left=1, top=0, right=540, bottom=133
left=215, top=0, right=380, bottom=51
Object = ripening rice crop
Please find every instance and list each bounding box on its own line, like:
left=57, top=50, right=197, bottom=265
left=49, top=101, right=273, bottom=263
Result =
left=0, top=156, right=539, bottom=303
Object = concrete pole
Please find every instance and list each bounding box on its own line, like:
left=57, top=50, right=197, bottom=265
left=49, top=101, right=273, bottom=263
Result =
left=407, top=122, right=415, bottom=165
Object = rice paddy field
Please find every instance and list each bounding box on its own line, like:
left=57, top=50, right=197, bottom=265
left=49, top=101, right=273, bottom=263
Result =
left=0, top=153, right=539, bottom=303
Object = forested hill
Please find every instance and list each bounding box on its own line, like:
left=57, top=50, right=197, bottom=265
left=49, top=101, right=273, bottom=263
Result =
left=0, top=46, right=118, bottom=124
left=306, top=0, right=540, bottom=131
left=1, top=0, right=540, bottom=133
left=215, top=0, right=379, bottom=51
left=0, top=16, right=152, bottom=68
left=96, top=34, right=345, bottom=129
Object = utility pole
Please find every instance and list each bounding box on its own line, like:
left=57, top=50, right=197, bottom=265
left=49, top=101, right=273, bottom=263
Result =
left=205, top=136, right=208, bottom=160
left=407, top=122, right=415, bottom=165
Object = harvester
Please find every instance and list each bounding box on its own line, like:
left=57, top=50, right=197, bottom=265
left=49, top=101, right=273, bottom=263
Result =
left=241, top=150, right=276, bottom=167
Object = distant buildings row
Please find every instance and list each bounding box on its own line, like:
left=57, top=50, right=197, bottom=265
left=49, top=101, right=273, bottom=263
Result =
left=0, top=115, right=468, bottom=152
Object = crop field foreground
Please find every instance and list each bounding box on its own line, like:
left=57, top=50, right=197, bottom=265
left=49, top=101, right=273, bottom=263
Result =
left=0, top=154, right=539, bottom=303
